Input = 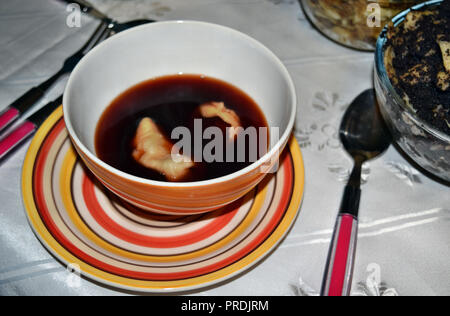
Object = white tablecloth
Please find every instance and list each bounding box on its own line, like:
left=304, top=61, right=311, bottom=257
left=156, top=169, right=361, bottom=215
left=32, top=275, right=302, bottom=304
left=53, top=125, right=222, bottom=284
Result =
left=0, top=0, right=448, bottom=296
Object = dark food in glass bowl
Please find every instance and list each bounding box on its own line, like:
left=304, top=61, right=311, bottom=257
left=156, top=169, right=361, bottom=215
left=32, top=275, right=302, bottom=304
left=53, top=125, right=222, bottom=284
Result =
left=375, top=0, right=450, bottom=182
left=384, top=1, right=450, bottom=135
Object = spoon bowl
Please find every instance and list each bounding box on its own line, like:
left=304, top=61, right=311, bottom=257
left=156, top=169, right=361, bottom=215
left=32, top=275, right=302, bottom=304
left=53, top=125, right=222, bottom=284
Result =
left=340, top=89, right=392, bottom=162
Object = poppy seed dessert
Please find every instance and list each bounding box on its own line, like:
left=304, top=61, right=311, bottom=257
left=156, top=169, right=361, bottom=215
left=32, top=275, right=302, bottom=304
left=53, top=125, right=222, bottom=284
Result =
left=384, top=1, right=450, bottom=135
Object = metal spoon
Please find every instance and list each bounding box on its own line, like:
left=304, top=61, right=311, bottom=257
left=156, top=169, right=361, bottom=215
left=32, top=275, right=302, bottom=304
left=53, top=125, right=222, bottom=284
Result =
left=321, top=89, right=392, bottom=296
left=63, top=0, right=155, bottom=34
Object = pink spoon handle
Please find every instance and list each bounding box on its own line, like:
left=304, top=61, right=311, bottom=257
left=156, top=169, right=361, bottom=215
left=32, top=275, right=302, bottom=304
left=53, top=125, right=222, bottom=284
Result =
left=321, top=214, right=358, bottom=296
left=0, top=107, right=20, bottom=134
left=0, top=121, right=36, bottom=162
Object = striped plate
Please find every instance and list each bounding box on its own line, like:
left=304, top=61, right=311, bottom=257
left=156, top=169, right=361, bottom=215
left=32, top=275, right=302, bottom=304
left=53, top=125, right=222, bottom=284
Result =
left=22, top=107, right=305, bottom=293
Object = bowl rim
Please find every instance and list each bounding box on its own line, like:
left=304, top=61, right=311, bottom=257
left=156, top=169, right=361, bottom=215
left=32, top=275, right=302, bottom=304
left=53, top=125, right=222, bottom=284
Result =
left=374, top=0, right=450, bottom=144
left=63, top=20, right=297, bottom=188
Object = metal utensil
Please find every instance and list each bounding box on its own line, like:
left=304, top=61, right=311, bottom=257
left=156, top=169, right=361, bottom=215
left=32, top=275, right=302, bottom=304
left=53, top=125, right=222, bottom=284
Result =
left=62, top=0, right=155, bottom=34
left=0, top=22, right=111, bottom=135
left=321, top=89, right=392, bottom=296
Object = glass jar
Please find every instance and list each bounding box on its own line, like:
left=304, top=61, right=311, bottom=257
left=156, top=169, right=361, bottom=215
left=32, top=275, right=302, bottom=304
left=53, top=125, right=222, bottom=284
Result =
left=374, top=0, right=450, bottom=182
left=301, top=0, right=423, bottom=51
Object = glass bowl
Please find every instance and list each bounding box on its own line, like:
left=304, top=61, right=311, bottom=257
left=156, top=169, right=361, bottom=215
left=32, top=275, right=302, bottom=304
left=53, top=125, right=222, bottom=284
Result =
left=301, top=0, right=424, bottom=51
left=374, top=0, right=450, bottom=182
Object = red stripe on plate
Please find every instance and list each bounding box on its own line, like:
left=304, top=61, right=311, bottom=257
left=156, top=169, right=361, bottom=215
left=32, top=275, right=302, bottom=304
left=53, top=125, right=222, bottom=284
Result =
left=81, top=173, right=241, bottom=248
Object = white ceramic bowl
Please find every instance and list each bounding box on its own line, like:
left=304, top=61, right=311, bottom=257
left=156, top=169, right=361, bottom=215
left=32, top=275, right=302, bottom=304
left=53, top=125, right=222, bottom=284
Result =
left=63, top=20, right=297, bottom=215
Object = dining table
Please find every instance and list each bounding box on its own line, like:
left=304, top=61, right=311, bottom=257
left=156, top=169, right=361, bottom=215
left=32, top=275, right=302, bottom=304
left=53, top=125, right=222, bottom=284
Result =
left=0, top=0, right=448, bottom=296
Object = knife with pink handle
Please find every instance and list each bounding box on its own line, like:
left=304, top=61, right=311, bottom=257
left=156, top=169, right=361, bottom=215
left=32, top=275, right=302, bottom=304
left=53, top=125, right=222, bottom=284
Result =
left=0, top=87, right=48, bottom=134
left=0, top=96, right=62, bottom=163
